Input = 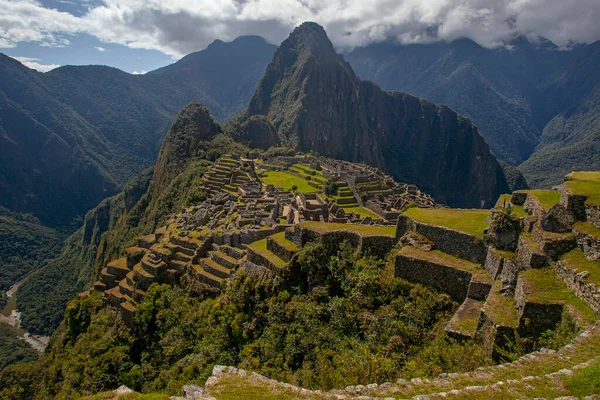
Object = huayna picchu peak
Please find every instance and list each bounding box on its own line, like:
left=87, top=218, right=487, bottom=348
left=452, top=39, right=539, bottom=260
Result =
left=2, top=15, right=600, bottom=400
left=231, top=22, right=514, bottom=209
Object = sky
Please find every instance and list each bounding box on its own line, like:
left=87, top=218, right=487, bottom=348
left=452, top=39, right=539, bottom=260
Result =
left=1, top=0, right=600, bottom=74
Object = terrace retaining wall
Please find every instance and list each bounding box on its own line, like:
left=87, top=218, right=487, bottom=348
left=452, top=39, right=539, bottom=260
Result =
left=395, top=254, right=472, bottom=302
left=412, top=221, right=488, bottom=264
left=555, top=261, right=600, bottom=315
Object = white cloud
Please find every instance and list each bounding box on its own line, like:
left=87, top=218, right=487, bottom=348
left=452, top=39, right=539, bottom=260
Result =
left=1, top=0, right=600, bottom=56
left=12, top=56, right=60, bottom=72
left=132, top=70, right=147, bottom=75
left=94, top=46, right=106, bottom=51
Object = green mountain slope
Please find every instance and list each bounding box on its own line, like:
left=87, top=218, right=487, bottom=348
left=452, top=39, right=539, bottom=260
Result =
left=521, top=41, right=600, bottom=187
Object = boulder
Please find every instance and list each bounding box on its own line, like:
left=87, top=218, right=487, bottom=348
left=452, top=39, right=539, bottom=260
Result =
left=182, top=384, right=205, bottom=399
left=511, top=192, right=528, bottom=206
left=541, top=204, right=575, bottom=233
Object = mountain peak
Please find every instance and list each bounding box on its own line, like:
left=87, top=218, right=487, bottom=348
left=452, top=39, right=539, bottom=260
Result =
left=282, top=21, right=336, bottom=57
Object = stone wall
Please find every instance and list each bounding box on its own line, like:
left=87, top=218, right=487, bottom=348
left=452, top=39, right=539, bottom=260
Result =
left=484, top=247, right=504, bottom=280
left=267, top=237, right=296, bottom=262
left=413, top=221, right=488, bottom=264
left=535, top=232, right=577, bottom=259
left=561, top=189, right=587, bottom=221
left=360, top=235, right=397, bottom=259
left=587, top=205, right=600, bottom=228
left=556, top=261, right=600, bottom=315
left=575, top=230, right=600, bottom=261
left=517, top=237, right=549, bottom=268
left=395, top=254, right=472, bottom=302
left=246, top=248, right=280, bottom=272
left=480, top=313, right=516, bottom=361
left=515, top=279, right=564, bottom=338
left=467, top=281, right=492, bottom=301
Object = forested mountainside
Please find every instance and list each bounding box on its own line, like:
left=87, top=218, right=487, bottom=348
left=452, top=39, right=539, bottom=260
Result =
left=346, top=37, right=600, bottom=188
left=0, top=37, right=275, bottom=317
left=0, top=36, right=275, bottom=229
left=231, top=22, right=511, bottom=208
left=16, top=103, right=248, bottom=335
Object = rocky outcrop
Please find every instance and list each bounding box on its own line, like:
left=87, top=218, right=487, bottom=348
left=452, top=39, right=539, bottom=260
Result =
left=237, top=22, right=510, bottom=209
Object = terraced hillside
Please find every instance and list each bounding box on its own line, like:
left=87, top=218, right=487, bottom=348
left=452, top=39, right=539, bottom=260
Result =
left=82, top=168, right=600, bottom=399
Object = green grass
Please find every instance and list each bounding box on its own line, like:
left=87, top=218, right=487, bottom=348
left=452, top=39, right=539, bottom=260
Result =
left=518, top=268, right=597, bottom=325
left=483, top=281, right=518, bottom=327
left=399, top=246, right=490, bottom=282
left=565, top=179, right=600, bottom=206
left=574, top=221, right=600, bottom=238
left=495, top=194, right=528, bottom=218
left=269, top=232, right=299, bottom=252
left=560, top=248, right=600, bottom=287
left=521, top=190, right=561, bottom=209
left=448, top=300, right=482, bottom=333
left=260, top=171, right=318, bottom=193
left=248, top=239, right=287, bottom=268
left=565, top=358, right=600, bottom=397
left=403, top=208, right=490, bottom=237
left=209, top=374, right=319, bottom=399
left=566, top=171, right=600, bottom=182
left=298, top=221, right=396, bottom=237
left=339, top=206, right=381, bottom=220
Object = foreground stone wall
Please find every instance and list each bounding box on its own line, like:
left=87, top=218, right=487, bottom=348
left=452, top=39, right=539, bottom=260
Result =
left=395, top=254, right=472, bottom=302
left=556, top=261, right=600, bottom=315
left=413, top=221, right=488, bottom=264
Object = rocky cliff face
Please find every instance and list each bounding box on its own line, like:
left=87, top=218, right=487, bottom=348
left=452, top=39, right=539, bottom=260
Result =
left=239, top=22, right=510, bottom=208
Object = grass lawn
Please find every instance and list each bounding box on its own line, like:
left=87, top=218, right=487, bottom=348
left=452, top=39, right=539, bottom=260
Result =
left=560, top=248, right=600, bottom=287
left=269, top=232, right=300, bottom=252
left=574, top=221, right=600, bottom=238
left=260, top=171, right=318, bottom=193
left=399, top=246, right=490, bottom=282
left=518, top=268, right=597, bottom=325
left=248, top=239, right=287, bottom=268
left=340, top=206, right=382, bottom=220
left=298, top=221, right=396, bottom=236
left=495, top=194, right=528, bottom=218
left=521, top=190, right=561, bottom=209
left=403, top=208, right=490, bottom=237
left=565, top=178, right=600, bottom=206
left=483, top=281, right=518, bottom=327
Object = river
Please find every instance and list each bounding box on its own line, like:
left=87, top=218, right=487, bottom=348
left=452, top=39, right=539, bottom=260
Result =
left=1, top=279, right=49, bottom=353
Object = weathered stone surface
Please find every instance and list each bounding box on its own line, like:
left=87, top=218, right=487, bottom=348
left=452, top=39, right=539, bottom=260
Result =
left=515, top=278, right=564, bottom=338
left=484, top=247, right=504, bottom=280
left=541, top=204, right=575, bottom=233
left=413, top=221, right=488, bottom=264
left=511, top=192, right=528, bottom=206
left=395, top=252, right=472, bottom=302
left=575, top=229, right=600, bottom=261
left=556, top=261, right=600, bottom=315
left=499, top=259, right=526, bottom=296
left=517, top=236, right=550, bottom=269
left=560, top=188, right=587, bottom=221
left=182, top=384, right=205, bottom=399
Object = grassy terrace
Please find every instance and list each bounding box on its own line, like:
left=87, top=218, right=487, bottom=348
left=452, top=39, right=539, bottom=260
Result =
left=340, top=206, right=381, bottom=220
left=399, top=246, right=490, bottom=282
left=518, top=267, right=597, bottom=325
left=403, top=208, right=490, bottom=237
left=519, top=189, right=561, bottom=209
left=565, top=172, right=600, bottom=206
left=248, top=239, right=287, bottom=268
left=560, top=248, right=600, bottom=287
left=483, top=281, right=518, bottom=327
left=575, top=221, right=600, bottom=238
left=260, top=171, right=318, bottom=193
left=269, top=232, right=299, bottom=252
left=495, top=194, right=528, bottom=218
left=448, top=299, right=482, bottom=334
left=298, top=221, right=396, bottom=236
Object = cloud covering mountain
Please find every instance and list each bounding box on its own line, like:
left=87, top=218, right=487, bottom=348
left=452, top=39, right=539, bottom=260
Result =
left=2, top=0, right=600, bottom=59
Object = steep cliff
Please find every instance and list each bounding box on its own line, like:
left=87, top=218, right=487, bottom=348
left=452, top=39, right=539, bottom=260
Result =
left=238, top=22, right=510, bottom=208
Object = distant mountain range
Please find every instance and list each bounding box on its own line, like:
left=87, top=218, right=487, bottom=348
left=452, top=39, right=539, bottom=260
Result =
left=0, top=36, right=276, bottom=228
left=346, top=36, right=600, bottom=187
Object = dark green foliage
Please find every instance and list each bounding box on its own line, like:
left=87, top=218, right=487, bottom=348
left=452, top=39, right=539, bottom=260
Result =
left=263, top=146, right=297, bottom=158
left=3, top=241, right=495, bottom=398
left=489, top=204, right=519, bottom=233
left=0, top=360, right=44, bottom=400
left=324, top=181, right=338, bottom=196
left=0, top=207, right=63, bottom=291
left=0, top=323, right=38, bottom=371
left=16, top=169, right=153, bottom=335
